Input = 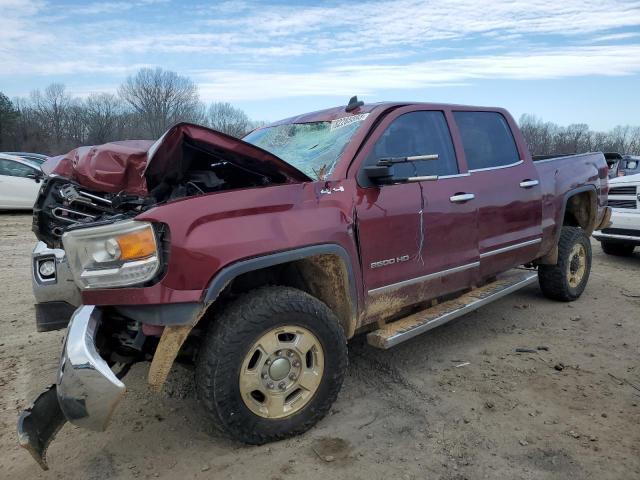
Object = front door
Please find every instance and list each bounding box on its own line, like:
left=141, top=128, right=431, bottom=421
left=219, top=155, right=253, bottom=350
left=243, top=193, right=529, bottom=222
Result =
left=354, top=108, right=478, bottom=321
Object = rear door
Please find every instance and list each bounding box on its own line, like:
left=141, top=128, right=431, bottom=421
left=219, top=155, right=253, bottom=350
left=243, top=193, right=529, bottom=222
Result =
left=452, top=111, right=542, bottom=278
left=354, top=108, right=478, bottom=319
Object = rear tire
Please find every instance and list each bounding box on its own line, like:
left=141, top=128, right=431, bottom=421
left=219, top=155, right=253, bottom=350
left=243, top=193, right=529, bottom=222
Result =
left=196, top=286, right=348, bottom=444
left=601, top=241, right=635, bottom=256
left=538, top=226, right=591, bottom=302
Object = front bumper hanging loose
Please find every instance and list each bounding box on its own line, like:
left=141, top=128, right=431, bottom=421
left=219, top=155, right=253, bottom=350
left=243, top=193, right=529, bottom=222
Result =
left=17, top=305, right=126, bottom=470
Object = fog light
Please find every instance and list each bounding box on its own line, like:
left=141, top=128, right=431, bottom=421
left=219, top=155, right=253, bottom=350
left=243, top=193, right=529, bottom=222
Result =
left=39, top=259, right=56, bottom=278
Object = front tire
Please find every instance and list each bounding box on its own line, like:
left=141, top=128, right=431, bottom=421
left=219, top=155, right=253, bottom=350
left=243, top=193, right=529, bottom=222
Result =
left=538, top=226, right=592, bottom=302
left=196, top=286, right=348, bottom=444
left=601, top=241, right=636, bottom=256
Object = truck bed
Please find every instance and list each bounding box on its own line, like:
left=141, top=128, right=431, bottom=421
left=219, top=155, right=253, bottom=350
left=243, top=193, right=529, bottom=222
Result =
left=534, top=152, right=609, bottom=256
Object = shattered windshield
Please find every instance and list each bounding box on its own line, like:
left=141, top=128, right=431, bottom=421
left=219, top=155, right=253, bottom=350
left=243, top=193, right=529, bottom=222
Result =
left=243, top=114, right=369, bottom=180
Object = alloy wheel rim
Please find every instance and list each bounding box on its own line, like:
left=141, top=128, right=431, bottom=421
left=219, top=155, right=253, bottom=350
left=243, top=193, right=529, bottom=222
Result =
left=239, top=325, right=324, bottom=419
left=567, top=243, right=586, bottom=288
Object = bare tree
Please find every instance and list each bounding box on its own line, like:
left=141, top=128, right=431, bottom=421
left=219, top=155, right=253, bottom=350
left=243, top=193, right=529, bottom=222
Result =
left=519, top=114, right=640, bottom=157
left=84, top=93, right=125, bottom=144
left=11, top=97, right=46, bottom=152
left=553, top=123, right=590, bottom=154
left=518, top=114, right=555, bottom=155
left=65, top=100, right=88, bottom=149
left=31, top=83, right=72, bottom=152
left=628, top=127, right=640, bottom=154
left=206, top=102, right=252, bottom=137
left=118, top=68, right=200, bottom=138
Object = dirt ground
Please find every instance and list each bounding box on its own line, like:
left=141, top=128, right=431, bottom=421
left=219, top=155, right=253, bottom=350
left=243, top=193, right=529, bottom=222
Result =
left=0, top=212, right=638, bottom=480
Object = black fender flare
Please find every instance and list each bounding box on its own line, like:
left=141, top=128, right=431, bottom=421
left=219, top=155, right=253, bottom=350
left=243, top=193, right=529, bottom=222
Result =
left=539, top=185, right=598, bottom=265
left=202, top=244, right=359, bottom=332
left=147, top=244, right=360, bottom=390
left=555, top=185, right=598, bottom=244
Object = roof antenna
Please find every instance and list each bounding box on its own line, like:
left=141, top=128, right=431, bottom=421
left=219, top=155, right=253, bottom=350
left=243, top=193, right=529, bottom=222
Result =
left=345, top=95, right=364, bottom=112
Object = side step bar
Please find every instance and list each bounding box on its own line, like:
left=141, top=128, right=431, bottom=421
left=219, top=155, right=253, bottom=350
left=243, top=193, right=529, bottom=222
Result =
left=367, top=269, right=538, bottom=349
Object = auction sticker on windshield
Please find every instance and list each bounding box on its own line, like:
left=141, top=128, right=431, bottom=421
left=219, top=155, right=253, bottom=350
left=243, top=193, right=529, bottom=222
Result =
left=330, top=113, right=369, bottom=131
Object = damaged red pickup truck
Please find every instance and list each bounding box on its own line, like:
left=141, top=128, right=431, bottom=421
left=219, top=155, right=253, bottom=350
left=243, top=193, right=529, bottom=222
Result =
left=19, top=99, right=611, bottom=469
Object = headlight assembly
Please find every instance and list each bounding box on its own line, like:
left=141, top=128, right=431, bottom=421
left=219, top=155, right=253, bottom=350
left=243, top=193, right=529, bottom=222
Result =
left=62, top=220, right=161, bottom=289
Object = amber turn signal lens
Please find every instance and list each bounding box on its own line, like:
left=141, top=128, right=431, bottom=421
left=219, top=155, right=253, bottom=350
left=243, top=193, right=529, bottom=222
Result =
left=116, top=227, right=156, bottom=260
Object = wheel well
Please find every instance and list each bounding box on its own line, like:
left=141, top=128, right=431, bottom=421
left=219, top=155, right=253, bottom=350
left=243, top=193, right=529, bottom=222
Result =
left=563, top=190, right=597, bottom=235
left=537, top=189, right=597, bottom=266
left=207, top=254, right=356, bottom=338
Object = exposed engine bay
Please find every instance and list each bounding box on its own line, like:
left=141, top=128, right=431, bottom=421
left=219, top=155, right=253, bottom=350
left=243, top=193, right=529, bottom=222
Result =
left=34, top=138, right=290, bottom=248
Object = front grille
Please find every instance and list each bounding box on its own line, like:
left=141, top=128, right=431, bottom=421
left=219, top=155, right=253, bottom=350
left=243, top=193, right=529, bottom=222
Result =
left=608, top=199, right=637, bottom=209
left=33, top=177, right=116, bottom=247
left=610, top=185, right=637, bottom=196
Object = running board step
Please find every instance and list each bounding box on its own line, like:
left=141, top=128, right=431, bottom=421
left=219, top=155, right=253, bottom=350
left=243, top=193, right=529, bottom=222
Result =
left=367, top=269, right=538, bottom=349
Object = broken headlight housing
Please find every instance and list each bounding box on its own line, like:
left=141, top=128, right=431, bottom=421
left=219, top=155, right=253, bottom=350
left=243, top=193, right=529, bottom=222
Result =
left=62, top=220, right=160, bottom=289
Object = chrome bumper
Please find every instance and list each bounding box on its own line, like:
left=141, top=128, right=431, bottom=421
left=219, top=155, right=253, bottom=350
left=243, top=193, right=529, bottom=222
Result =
left=31, top=241, right=81, bottom=331
left=18, top=305, right=126, bottom=469
left=593, top=231, right=640, bottom=244
left=57, top=305, right=126, bottom=430
left=32, top=241, right=80, bottom=304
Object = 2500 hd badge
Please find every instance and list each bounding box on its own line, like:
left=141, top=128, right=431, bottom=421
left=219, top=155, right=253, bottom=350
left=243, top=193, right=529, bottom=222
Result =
left=371, top=255, right=410, bottom=269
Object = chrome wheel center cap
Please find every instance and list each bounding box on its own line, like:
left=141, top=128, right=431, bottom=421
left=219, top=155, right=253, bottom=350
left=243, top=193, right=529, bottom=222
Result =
left=269, top=357, right=291, bottom=381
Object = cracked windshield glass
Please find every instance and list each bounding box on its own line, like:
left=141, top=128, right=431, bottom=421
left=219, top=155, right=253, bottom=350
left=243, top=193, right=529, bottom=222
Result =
left=243, top=114, right=369, bottom=180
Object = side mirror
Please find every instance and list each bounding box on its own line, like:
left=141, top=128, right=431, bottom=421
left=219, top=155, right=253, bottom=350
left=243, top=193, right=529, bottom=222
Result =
left=364, top=154, right=439, bottom=185
left=26, top=172, right=44, bottom=183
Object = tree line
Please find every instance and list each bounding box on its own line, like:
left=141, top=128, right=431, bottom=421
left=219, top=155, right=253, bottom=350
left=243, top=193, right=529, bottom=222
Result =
left=0, top=68, right=259, bottom=155
left=518, top=114, right=640, bottom=157
left=0, top=67, right=638, bottom=157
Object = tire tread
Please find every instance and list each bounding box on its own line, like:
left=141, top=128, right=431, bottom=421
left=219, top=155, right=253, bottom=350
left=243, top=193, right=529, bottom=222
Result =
left=195, top=286, right=348, bottom=444
left=538, top=226, right=591, bottom=302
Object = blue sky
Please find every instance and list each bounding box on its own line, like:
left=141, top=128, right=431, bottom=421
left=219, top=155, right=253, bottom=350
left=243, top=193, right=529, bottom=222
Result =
left=2, top=0, right=640, bottom=129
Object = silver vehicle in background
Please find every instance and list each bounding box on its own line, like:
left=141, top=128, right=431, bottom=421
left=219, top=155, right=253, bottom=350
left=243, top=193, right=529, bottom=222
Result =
left=594, top=172, right=640, bottom=256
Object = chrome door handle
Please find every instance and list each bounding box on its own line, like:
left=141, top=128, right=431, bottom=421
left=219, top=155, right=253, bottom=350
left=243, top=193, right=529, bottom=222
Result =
left=449, top=193, right=475, bottom=203
left=520, top=179, right=539, bottom=188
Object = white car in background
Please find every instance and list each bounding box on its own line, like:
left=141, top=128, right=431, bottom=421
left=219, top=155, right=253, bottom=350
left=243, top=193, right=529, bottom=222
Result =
left=594, top=172, right=640, bottom=256
left=0, top=153, right=45, bottom=210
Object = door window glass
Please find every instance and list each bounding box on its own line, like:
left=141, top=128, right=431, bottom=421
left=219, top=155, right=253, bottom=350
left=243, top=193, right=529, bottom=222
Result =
left=363, top=111, right=458, bottom=182
left=0, top=159, right=37, bottom=178
left=453, top=111, right=520, bottom=170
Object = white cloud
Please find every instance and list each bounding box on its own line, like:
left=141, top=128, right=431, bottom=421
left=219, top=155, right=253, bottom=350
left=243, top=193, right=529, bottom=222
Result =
left=1, top=0, right=640, bottom=99
left=199, top=0, right=640, bottom=51
left=72, top=2, right=134, bottom=15
left=194, top=44, right=640, bottom=101
left=0, top=0, right=49, bottom=43
left=68, top=0, right=169, bottom=15
left=591, top=32, right=640, bottom=42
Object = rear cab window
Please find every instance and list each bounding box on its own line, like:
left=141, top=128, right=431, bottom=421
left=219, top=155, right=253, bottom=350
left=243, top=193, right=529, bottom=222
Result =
left=453, top=111, right=520, bottom=171
left=360, top=110, right=459, bottom=184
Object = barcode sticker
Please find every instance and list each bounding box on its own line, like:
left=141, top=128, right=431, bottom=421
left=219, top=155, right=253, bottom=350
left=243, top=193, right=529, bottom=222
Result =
left=330, top=113, right=369, bottom=131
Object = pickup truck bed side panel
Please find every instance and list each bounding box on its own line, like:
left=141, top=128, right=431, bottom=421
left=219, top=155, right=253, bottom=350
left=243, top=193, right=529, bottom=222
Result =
left=534, top=153, right=608, bottom=256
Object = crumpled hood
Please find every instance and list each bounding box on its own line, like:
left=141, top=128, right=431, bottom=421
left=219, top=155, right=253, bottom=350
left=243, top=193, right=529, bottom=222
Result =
left=42, top=123, right=311, bottom=196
